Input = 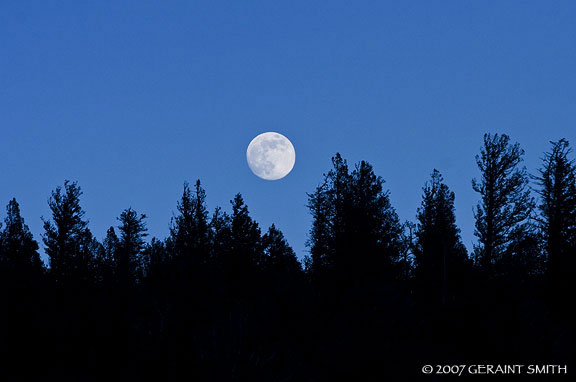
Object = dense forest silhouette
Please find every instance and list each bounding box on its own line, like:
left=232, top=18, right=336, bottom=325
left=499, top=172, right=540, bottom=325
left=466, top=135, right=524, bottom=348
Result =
left=0, top=133, right=573, bottom=379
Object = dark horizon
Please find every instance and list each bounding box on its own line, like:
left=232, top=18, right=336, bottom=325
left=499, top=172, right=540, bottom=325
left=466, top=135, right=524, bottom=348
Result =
left=1, top=132, right=574, bottom=378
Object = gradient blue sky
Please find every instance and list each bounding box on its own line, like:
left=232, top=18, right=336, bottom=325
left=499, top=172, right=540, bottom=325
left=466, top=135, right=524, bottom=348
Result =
left=1, top=1, right=575, bottom=262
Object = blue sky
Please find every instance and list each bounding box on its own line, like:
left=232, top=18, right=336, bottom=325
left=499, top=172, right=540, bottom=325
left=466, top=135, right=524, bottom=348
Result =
left=1, top=1, right=575, bottom=261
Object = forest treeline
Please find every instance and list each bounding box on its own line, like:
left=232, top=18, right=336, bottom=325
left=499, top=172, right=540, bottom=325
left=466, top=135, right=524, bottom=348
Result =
left=0, top=133, right=573, bottom=379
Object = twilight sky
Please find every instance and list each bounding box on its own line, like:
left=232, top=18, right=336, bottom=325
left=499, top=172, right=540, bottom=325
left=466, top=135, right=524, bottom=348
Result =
left=1, top=1, right=575, bottom=262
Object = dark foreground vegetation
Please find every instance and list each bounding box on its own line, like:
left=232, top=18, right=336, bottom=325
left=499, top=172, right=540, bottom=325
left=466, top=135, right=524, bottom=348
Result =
left=0, top=134, right=573, bottom=379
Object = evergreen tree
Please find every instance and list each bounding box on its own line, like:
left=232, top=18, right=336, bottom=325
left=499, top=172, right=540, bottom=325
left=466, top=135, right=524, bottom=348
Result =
left=222, top=194, right=263, bottom=290
left=93, top=227, right=118, bottom=285
left=43, top=181, right=95, bottom=284
left=230, top=194, right=262, bottom=266
left=472, top=134, right=535, bottom=274
left=0, top=198, right=43, bottom=280
left=347, top=160, right=403, bottom=277
left=329, top=153, right=352, bottom=272
left=307, top=154, right=402, bottom=282
left=116, top=208, right=148, bottom=286
left=414, top=170, right=468, bottom=304
left=262, top=224, right=302, bottom=289
left=169, top=180, right=210, bottom=267
left=306, top=180, right=333, bottom=278
left=209, top=206, right=231, bottom=264
left=536, top=139, right=576, bottom=288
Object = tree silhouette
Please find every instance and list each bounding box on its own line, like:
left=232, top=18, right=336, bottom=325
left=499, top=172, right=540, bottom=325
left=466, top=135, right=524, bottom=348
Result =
left=348, top=159, right=403, bottom=278
left=536, top=139, right=576, bottom=296
left=115, top=208, right=148, bottom=286
left=305, top=154, right=408, bottom=380
left=306, top=179, right=333, bottom=280
left=93, top=226, right=118, bottom=285
left=169, top=180, right=210, bottom=268
left=262, top=224, right=302, bottom=290
left=413, top=170, right=469, bottom=305
left=229, top=194, right=263, bottom=270
left=209, top=206, right=232, bottom=266
left=42, top=180, right=95, bottom=284
left=307, top=154, right=402, bottom=284
left=472, top=134, right=535, bottom=274
left=0, top=198, right=43, bottom=284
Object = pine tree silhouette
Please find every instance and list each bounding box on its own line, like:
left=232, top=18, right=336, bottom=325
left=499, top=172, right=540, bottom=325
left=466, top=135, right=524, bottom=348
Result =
left=307, top=153, right=402, bottom=285
left=262, top=224, right=302, bottom=290
left=414, top=170, right=469, bottom=305
left=42, top=180, right=95, bottom=285
left=229, top=194, right=263, bottom=273
left=169, top=180, right=210, bottom=268
left=0, top=198, right=43, bottom=285
left=536, top=139, right=576, bottom=302
left=115, top=208, right=148, bottom=287
left=93, top=226, right=118, bottom=285
left=472, top=134, right=535, bottom=275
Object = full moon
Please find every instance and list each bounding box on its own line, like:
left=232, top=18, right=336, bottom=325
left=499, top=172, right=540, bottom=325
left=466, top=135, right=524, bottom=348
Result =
left=246, top=132, right=296, bottom=180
